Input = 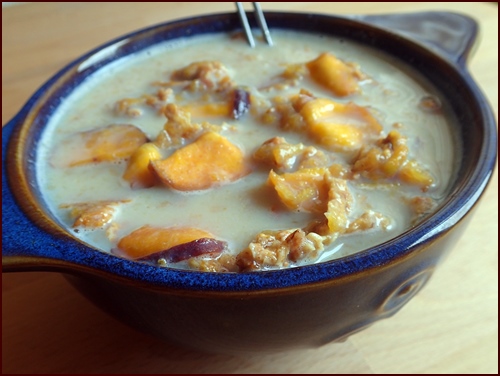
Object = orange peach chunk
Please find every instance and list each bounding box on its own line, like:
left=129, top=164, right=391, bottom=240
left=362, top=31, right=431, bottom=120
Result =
left=181, top=102, right=231, bottom=118
left=173, top=91, right=249, bottom=120
left=122, top=142, right=162, bottom=189
left=268, top=168, right=330, bottom=213
left=309, top=122, right=362, bottom=149
left=115, top=225, right=215, bottom=260
left=306, top=53, right=361, bottom=97
left=155, top=104, right=221, bottom=148
left=60, top=200, right=130, bottom=229
left=300, top=97, right=383, bottom=151
left=324, top=178, right=352, bottom=234
left=352, top=131, right=434, bottom=191
left=151, top=131, right=249, bottom=191
left=50, top=124, right=147, bottom=167
left=253, top=137, right=308, bottom=171
left=399, top=161, right=434, bottom=191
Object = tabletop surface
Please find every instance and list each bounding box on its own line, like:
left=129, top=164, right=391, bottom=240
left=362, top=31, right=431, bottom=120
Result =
left=2, top=2, right=498, bottom=374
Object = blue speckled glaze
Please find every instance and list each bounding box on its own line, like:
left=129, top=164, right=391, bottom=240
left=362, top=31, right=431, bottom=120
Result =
left=2, top=11, right=497, bottom=293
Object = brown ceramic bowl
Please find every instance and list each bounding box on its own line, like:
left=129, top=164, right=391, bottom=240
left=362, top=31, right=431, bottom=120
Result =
left=2, top=11, right=497, bottom=354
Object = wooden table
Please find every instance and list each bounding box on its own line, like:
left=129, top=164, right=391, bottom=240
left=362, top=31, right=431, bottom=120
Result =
left=2, top=2, right=498, bottom=374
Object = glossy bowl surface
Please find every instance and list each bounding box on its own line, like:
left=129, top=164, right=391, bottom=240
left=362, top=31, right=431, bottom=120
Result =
left=2, top=11, right=497, bottom=353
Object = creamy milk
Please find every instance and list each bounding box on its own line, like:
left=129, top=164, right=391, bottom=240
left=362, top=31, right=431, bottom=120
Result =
left=36, top=30, right=459, bottom=269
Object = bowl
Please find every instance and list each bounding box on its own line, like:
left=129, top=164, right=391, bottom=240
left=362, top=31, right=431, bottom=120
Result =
left=2, top=10, right=497, bottom=354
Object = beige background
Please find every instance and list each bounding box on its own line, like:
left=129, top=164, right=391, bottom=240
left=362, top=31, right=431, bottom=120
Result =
left=2, top=2, right=498, bottom=374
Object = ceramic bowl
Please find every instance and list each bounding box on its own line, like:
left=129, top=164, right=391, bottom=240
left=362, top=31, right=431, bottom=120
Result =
left=2, top=11, right=497, bottom=354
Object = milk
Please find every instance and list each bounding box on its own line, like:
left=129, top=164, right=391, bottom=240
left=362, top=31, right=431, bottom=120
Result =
left=36, top=30, right=459, bottom=267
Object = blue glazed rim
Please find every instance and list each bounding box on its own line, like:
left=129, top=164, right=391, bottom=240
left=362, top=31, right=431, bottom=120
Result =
left=2, top=11, right=497, bottom=292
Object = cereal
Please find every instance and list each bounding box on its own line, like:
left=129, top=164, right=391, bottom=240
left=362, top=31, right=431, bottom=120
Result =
left=37, top=31, right=458, bottom=272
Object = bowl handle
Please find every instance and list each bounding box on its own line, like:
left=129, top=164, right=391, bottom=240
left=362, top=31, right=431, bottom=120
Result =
left=2, top=116, right=67, bottom=272
left=358, top=11, right=479, bottom=66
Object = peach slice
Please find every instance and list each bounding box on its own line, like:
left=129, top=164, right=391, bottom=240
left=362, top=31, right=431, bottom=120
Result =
left=181, top=103, right=231, bottom=118
left=155, top=103, right=221, bottom=148
left=253, top=137, right=308, bottom=171
left=352, top=130, right=434, bottom=191
left=179, top=89, right=250, bottom=120
left=122, top=142, right=162, bottom=189
left=60, top=200, right=130, bottom=229
left=399, top=161, right=434, bottom=191
left=151, top=131, right=249, bottom=191
left=306, top=52, right=361, bottom=97
left=115, top=225, right=218, bottom=260
left=300, top=97, right=383, bottom=151
left=138, top=238, right=227, bottom=264
left=323, top=178, right=352, bottom=234
left=50, top=124, right=148, bottom=167
left=268, top=168, right=331, bottom=213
